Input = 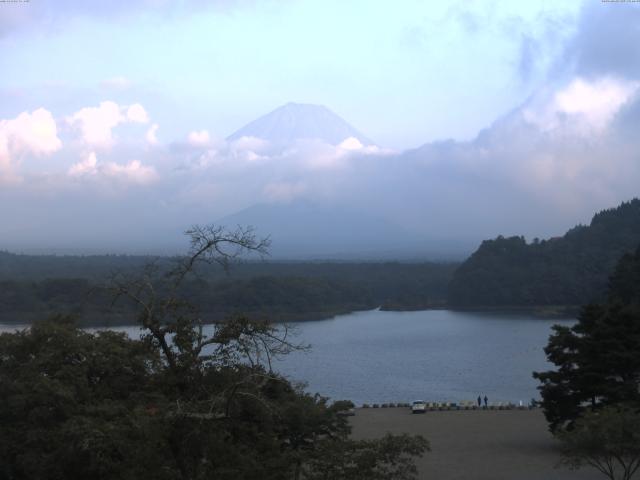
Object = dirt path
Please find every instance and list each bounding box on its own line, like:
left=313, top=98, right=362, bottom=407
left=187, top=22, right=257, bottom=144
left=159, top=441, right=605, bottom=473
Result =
left=350, top=408, right=602, bottom=480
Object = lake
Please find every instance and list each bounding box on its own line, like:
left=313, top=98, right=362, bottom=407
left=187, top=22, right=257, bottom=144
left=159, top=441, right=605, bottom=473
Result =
left=0, top=309, right=573, bottom=406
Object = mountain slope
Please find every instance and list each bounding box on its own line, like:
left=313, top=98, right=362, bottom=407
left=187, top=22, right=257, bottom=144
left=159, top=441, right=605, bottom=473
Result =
left=448, top=199, right=640, bottom=307
left=226, top=102, right=373, bottom=146
left=216, top=200, right=439, bottom=259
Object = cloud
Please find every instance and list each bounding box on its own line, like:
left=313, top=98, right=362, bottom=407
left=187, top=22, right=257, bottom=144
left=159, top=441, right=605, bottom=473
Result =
left=102, top=160, right=158, bottom=184
left=228, top=136, right=269, bottom=154
left=68, top=101, right=149, bottom=148
left=338, top=137, right=364, bottom=151
left=289, top=137, right=388, bottom=170
left=100, top=76, right=132, bottom=89
left=401, top=78, right=640, bottom=224
left=3, top=83, right=639, bottom=254
left=3, top=1, right=640, bottom=254
left=187, top=129, right=211, bottom=146
left=0, top=108, right=61, bottom=180
left=126, top=103, right=149, bottom=123
left=553, top=77, right=638, bottom=130
left=68, top=101, right=123, bottom=147
left=517, top=34, right=539, bottom=81
left=68, top=151, right=98, bottom=176
left=145, top=123, right=159, bottom=145
left=564, top=2, right=640, bottom=80
left=523, top=76, right=639, bottom=135
left=69, top=151, right=158, bottom=185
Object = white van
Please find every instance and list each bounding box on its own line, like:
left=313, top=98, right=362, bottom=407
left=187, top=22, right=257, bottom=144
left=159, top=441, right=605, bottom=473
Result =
left=411, top=400, right=427, bottom=414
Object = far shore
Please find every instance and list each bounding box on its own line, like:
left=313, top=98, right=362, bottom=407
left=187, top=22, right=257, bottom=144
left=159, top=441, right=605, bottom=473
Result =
left=350, top=408, right=600, bottom=480
left=0, top=304, right=579, bottom=329
left=381, top=304, right=580, bottom=318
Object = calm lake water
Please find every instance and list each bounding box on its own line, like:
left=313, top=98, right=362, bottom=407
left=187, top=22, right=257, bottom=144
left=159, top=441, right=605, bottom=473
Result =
left=0, top=309, right=573, bottom=406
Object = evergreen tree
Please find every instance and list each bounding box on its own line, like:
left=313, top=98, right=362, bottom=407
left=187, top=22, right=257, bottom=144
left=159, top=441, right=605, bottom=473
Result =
left=533, top=245, right=640, bottom=431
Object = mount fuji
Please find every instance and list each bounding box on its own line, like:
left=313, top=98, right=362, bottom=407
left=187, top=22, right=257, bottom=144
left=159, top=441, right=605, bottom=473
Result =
left=227, top=102, right=374, bottom=146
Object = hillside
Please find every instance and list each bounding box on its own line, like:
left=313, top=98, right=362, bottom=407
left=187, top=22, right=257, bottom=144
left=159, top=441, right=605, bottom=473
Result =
left=448, top=199, right=640, bottom=308
left=217, top=201, right=446, bottom=260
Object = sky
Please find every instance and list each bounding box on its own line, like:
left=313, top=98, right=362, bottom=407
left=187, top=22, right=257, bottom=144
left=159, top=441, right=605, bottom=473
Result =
left=1, top=0, right=640, bottom=256
left=1, top=0, right=580, bottom=149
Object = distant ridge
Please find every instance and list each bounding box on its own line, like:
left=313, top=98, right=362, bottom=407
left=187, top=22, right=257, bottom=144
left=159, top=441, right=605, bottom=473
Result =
left=215, top=200, right=448, bottom=259
left=227, top=102, right=374, bottom=146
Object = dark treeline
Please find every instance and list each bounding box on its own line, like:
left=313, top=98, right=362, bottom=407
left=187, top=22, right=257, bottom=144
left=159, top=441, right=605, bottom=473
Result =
left=0, top=255, right=457, bottom=325
left=531, top=244, right=640, bottom=479
left=534, top=243, right=640, bottom=430
left=4, top=198, right=640, bottom=323
left=448, top=199, right=640, bottom=308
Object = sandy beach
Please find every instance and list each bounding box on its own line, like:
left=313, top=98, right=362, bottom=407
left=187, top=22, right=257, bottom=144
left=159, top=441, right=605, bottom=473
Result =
left=350, top=408, right=602, bottom=480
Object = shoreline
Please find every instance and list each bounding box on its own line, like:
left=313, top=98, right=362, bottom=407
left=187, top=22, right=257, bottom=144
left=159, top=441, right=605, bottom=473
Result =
left=0, top=305, right=578, bottom=329
left=382, top=304, right=579, bottom=318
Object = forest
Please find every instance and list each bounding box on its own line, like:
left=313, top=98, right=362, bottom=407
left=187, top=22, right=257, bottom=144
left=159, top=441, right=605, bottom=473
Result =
left=448, top=199, right=640, bottom=308
left=0, top=253, right=456, bottom=325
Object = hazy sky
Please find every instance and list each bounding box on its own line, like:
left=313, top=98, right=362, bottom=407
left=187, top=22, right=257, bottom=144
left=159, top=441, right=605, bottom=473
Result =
left=1, top=0, right=640, bottom=256
left=2, top=0, right=580, bottom=148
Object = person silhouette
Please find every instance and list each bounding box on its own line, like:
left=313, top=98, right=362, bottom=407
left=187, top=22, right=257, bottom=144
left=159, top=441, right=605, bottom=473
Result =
left=477, top=395, right=481, bottom=408
left=484, top=395, right=488, bottom=408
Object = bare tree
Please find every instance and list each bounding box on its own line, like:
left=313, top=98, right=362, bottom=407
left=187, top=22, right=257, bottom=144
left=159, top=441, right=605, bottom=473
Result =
left=103, top=224, right=427, bottom=479
left=108, top=224, right=303, bottom=393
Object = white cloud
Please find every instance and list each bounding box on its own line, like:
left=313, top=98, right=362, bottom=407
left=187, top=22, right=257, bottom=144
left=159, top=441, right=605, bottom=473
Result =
left=102, top=160, right=158, bottom=184
left=68, top=151, right=98, bottom=176
left=523, top=77, right=639, bottom=135
left=338, top=136, right=364, bottom=151
left=100, top=76, right=132, bottom=89
left=68, top=101, right=123, bottom=147
left=0, top=108, right=61, bottom=180
left=126, top=103, right=149, bottom=123
left=229, top=135, right=269, bottom=152
left=187, top=129, right=211, bottom=146
left=303, top=143, right=349, bottom=169
left=554, top=77, right=638, bottom=130
left=68, top=151, right=158, bottom=185
left=290, top=137, right=387, bottom=170
left=68, top=101, right=151, bottom=148
left=145, top=123, right=159, bottom=145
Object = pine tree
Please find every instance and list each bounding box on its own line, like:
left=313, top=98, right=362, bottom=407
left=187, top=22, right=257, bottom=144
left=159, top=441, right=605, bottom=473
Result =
left=533, top=246, right=640, bottom=431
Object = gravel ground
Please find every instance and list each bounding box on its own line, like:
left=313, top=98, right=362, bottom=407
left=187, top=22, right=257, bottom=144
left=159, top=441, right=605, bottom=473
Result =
left=350, top=408, right=603, bottom=480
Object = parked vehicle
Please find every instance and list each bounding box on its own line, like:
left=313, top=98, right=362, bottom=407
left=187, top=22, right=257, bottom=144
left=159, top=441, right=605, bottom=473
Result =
left=411, top=400, right=427, bottom=414
left=337, top=407, right=356, bottom=416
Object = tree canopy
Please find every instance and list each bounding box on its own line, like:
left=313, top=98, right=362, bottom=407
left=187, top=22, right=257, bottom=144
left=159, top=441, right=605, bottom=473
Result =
left=0, top=225, right=429, bottom=479
left=557, top=405, right=640, bottom=480
left=449, top=199, right=640, bottom=308
left=533, top=245, right=640, bottom=431
left=0, top=253, right=456, bottom=326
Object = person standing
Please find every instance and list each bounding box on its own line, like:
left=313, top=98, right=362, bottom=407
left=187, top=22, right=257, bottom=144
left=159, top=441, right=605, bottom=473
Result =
left=484, top=395, right=488, bottom=408
left=477, top=395, right=481, bottom=408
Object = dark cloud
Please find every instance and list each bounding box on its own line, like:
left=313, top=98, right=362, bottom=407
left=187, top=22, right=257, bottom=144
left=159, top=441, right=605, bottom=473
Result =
left=517, top=34, right=539, bottom=81
left=563, top=2, right=640, bottom=79
left=508, top=9, right=576, bottom=84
